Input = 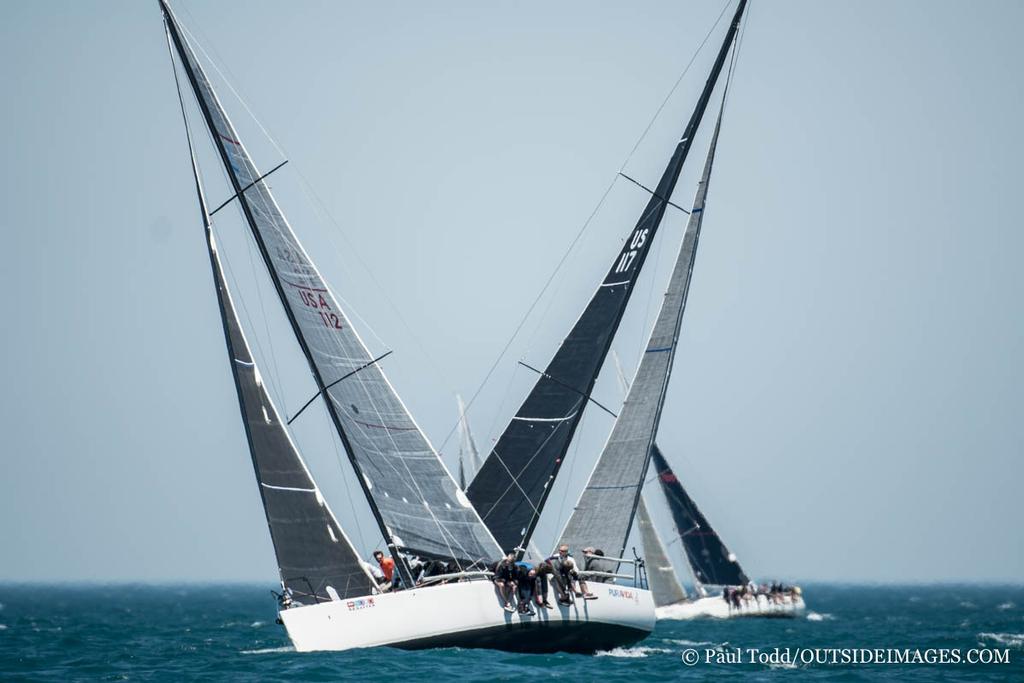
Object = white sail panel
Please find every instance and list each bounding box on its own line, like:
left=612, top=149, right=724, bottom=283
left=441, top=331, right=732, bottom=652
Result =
left=636, top=496, right=687, bottom=608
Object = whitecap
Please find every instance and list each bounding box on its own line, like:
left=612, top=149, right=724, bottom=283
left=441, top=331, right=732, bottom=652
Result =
left=996, top=602, right=1015, bottom=611
left=250, top=621, right=265, bottom=628
left=978, top=632, right=1024, bottom=649
left=0, top=624, right=7, bottom=631
left=666, top=638, right=715, bottom=647
left=241, top=646, right=295, bottom=655
left=959, top=601, right=976, bottom=609
left=597, top=646, right=672, bottom=658
left=806, top=611, right=834, bottom=621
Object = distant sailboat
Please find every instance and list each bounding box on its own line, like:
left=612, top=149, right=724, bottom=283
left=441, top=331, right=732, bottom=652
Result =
left=455, top=394, right=484, bottom=491
left=160, top=0, right=654, bottom=652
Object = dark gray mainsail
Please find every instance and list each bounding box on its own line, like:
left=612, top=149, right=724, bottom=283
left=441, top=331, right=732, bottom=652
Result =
left=559, top=84, right=730, bottom=564
left=208, top=229, right=378, bottom=604
left=636, top=495, right=687, bottom=608
left=161, top=1, right=501, bottom=572
left=467, top=0, right=748, bottom=555
left=652, top=446, right=748, bottom=588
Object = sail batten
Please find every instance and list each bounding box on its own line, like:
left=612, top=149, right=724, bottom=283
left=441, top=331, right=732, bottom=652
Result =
left=559, top=55, right=734, bottom=564
left=468, top=0, right=748, bottom=555
left=161, top=1, right=500, bottom=571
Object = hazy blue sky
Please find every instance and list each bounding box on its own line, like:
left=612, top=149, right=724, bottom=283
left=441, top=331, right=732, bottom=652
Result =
left=1, top=0, right=1021, bottom=583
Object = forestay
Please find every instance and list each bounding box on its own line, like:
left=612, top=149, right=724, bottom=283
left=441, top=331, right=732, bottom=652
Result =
left=636, top=495, right=687, bottom=608
left=468, top=0, right=749, bottom=555
left=652, top=446, right=748, bottom=588
left=559, top=90, right=730, bottom=564
left=162, top=1, right=501, bottom=568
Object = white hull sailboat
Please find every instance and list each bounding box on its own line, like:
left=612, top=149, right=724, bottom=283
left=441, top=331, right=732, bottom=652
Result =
left=283, top=580, right=654, bottom=653
left=158, top=0, right=744, bottom=652
left=656, top=593, right=805, bottom=620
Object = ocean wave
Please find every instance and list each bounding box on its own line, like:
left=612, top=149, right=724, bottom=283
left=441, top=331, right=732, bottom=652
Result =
left=240, top=646, right=295, bottom=655
left=597, top=646, right=672, bottom=658
left=666, top=639, right=715, bottom=647
left=978, top=632, right=1024, bottom=649
left=806, top=612, right=834, bottom=622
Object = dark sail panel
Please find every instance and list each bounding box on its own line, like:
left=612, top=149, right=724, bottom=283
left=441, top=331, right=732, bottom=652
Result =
left=467, top=0, right=748, bottom=554
left=207, top=232, right=377, bottom=604
left=652, top=445, right=748, bottom=588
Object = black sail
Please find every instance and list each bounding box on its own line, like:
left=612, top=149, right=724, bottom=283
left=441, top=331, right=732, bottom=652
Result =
left=652, top=445, right=749, bottom=588
left=467, top=0, right=748, bottom=554
left=207, top=230, right=377, bottom=604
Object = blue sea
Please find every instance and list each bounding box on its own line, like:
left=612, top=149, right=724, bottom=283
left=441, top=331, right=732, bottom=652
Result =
left=1, top=584, right=1021, bottom=681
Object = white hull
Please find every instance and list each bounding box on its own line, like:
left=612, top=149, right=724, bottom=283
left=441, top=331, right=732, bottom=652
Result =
left=281, top=579, right=655, bottom=653
left=656, top=594, right=805, bottom=620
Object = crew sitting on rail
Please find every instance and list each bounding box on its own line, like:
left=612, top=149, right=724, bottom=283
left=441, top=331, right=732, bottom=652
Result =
left=492, top=551, right=518, bottom=613
left=372, top=550, right=397, bottom=590
left=548, top=544, right=595, bottom=604
left=533, top=559, right=555, bottom=609
left=514, top=560, right=537, bottom=615
left=581, top=546, right=612, bottom=583
left=415, top=559, right=452, bottom=585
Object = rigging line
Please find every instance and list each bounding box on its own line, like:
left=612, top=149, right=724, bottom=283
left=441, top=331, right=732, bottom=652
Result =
left=175, top=12, right=397, bottom=359
left=286, top=350, right=394, bottom=425
left=618, top=0, right=733, bottom=172
left=208, top=160, right=289, bottom=215
left=516, top=361, right=619, bottom=419
left=165, top=27, right=289, bottom=415
left=238, top=211, right=290, bottom=414
left=434, top=174, right=620, bottom=455
left=332, top=353, right=476, bottom=565
left=618, top=173, right=691, bottom=214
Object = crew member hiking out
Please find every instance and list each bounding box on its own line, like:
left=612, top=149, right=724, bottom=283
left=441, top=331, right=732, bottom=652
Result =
left=492, top=551, right=518, bottom=613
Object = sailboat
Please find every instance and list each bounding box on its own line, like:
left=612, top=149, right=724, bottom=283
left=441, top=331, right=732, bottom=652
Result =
left=455, top=395, right=484, bottom=491
left=613, top=352, right=805, bottom=618
left=467, top=0, right=748, bottom=575
left=647, top=448, right=805, bottom=619
left=554, top=7, right=805, bottom=618
left=160, top=0, right=654, bottom=653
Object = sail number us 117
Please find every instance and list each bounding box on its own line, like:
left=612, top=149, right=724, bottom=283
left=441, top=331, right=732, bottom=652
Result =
left=614, top=228, right=649, bottom=274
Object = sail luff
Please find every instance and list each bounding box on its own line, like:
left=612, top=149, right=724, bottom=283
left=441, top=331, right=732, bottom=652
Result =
left=636, top=495, right=687, bottom=607
left=467, top=0, right=748, bottom=555
left=559, top=70, right=732, bottom=564
left=161, top=1, right=501, bottom=575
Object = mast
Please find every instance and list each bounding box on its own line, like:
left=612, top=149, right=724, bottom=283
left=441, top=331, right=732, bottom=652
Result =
left=560, top=66, right=734, bottom=564
left=468, top=0, right=748, bottom=556
left=165, top=23, right=376, bottom=603
left=160, top=1, right=501, bottom=582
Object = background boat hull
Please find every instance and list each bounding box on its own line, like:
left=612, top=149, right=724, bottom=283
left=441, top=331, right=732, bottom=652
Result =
left=656, top=594, right=805, bottom=620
